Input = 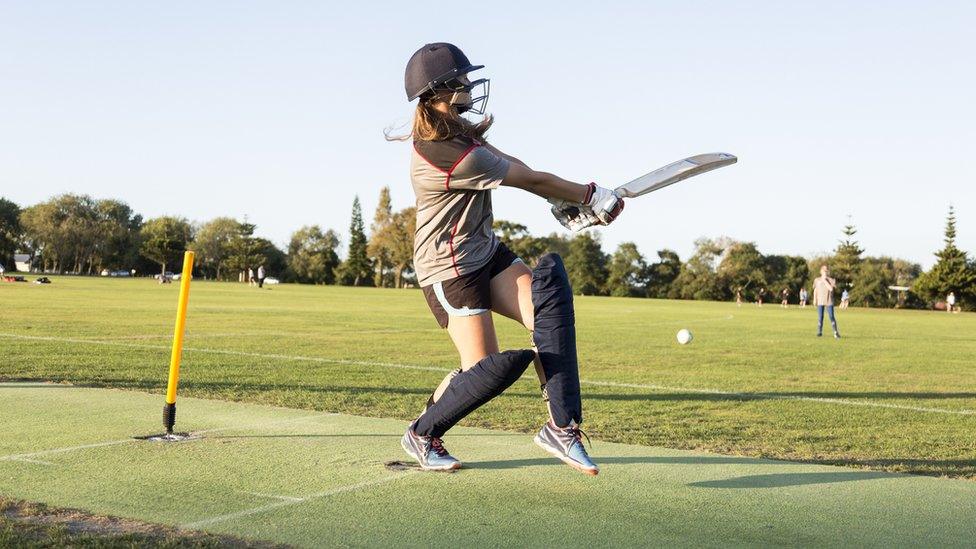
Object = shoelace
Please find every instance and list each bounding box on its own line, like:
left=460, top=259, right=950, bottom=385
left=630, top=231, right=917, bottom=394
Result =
left=565, top=426, right=593, bottom=450
left=428, top=437, right=450, bottom=457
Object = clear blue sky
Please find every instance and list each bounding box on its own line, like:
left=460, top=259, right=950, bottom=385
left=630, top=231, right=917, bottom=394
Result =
left=2, top=1, right=973, bottom=268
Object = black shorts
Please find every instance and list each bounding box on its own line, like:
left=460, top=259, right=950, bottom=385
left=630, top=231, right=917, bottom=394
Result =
left=422, top=243, right=521, bottom=329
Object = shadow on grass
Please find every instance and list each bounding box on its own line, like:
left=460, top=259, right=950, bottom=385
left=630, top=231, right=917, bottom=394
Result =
left=688, top=471, right=893, bottom=489
left=10, top=377, right=976, bottom=404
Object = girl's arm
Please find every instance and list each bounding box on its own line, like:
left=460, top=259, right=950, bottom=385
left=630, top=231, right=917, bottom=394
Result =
left=485, top=143, right=587, bottom=201
left=482, top=143, right=529, bottom=169
left=500, top=162, right=590, bottom=202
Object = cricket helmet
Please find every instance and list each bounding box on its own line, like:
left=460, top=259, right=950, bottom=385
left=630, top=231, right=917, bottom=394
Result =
left=404, top=42, right=490, bottom=115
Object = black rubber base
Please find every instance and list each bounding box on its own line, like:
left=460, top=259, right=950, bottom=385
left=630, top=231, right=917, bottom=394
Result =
left=162, top=402, right=176, bottom=434
left=133, top=432, right=197, bottom=442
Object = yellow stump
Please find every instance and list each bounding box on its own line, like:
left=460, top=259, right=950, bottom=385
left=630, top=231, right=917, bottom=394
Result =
left=163, top=251, right=194, bottom=434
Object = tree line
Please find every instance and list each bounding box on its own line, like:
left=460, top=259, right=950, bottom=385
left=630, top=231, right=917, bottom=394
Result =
left=1, top=194, right=973, bottom=310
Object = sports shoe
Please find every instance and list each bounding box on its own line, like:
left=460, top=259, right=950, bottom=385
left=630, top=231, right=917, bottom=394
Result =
left=401, top=425, right=461, bottom=471
left=834, top=331, right=841, bottom=339
left=534, top=421, right=599, bottom=476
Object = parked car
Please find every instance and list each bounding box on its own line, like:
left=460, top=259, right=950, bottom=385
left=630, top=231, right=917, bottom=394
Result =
left=265, top=277, right=280, bottom=285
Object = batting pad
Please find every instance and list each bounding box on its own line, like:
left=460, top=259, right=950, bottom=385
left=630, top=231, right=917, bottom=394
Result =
left=532, top=253, right=583, bottom=427
left=413, top=349, right=535, bottom=438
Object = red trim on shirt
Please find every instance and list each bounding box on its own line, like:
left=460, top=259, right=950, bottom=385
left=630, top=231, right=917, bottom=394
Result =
left=413, top=143, right=448, bottom=174
left=444, top=143, right=478, bottom=190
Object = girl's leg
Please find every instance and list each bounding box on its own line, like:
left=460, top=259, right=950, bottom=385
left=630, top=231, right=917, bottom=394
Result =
left=430, top=313, right=499, bottom=401
left=488, top=261, right=547, bottom=386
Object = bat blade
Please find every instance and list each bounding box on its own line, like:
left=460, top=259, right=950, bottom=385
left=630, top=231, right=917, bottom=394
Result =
left=614, top=153, right=737, bottom=198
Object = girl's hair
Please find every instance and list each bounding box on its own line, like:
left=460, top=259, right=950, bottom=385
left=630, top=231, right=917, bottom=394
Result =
left=386, top=96, right=493, bottom=142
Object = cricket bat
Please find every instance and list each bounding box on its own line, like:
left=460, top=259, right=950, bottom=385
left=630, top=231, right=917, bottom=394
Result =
left=614, top=153, right=737, bottom=198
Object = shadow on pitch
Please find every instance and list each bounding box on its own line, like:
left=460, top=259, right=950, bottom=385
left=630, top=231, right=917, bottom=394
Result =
left=211, top=432, right=521, bottom=439
left=470, top=455, right=778, bottom=470
left=688, top=470, right=893, bottom=489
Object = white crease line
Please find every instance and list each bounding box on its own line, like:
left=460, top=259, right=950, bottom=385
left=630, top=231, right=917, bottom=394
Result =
left=242, top=492, right=303, bottom=502
left=0, top=414, right=323, bottom=462
left=181, top=473, right=413, bottom=530
left=3, top=331, right=974, bottom=416
left=9, top=457, right=55, bottom=466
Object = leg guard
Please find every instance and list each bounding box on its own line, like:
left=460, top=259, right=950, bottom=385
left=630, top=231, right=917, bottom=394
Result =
left=413, top=349, right=535, bottom=438
left=532, top=253, right=582, bottom=427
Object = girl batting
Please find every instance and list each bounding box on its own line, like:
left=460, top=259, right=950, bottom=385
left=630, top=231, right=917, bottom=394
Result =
left=393, top=43, right=624, bottom=474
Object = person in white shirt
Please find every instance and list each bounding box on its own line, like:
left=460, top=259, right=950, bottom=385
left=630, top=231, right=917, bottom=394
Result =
left=947, top=291, right=956, bottom=313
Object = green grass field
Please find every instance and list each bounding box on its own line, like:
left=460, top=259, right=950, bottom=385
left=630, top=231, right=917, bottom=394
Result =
left=3, top=276, right=976, bottom=546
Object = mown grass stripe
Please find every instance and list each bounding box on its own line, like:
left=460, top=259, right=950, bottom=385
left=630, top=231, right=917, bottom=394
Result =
left=3, top=332, right=973, bottom=416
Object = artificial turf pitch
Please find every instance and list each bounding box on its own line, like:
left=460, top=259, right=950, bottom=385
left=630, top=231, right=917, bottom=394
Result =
left=4, top=383, right=976, bottom=547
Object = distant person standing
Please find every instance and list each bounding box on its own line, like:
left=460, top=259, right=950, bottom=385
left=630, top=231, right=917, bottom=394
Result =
left=756, top=287, right=766, bottom=307
left=813, top=265, right=840, bottom=338
left=840, top=288, right=850, bottom=309
left=248, top=267, right=255, bottom=287
left=257, top=265, right=266, bottom=288
left=780, top=288, right=790, bottom=308
left=947, top=291, right=956, bottom=313
left=736, top=288, right=743, bottom=307
left=0, top=262, right=5, bottom=278
left=799, top=287, right=808, bottom=308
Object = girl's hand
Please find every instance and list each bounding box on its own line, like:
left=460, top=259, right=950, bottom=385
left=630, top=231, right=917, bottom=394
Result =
left=549, top=198, right=602, bottom=232
left=583, top=183, right=626, bottom=225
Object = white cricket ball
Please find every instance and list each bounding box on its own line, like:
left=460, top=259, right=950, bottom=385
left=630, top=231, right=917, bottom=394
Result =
left=676, top=329, right=693, bottom=345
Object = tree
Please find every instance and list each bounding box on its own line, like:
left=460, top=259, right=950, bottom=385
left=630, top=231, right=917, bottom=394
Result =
left=224, top=221, right=266, bottom=281
left=253, top=237, right=287, bottom=278
left=336, top=197, right=373, bottom=286
left=914, top=206, right=976, bottom=309
left=0, top=197, right=21, bottom=269
left=18, top=194, right=140, bottom=274
left=140, top=217, right=192, bottom=276
left=494, top=220, right=551, bottom=266
left=851, top=257, right=897, bottom=308
left=368, top=187, right=394, bottom=287
left=287, top=225, right=341, bottom=284
left=564, top=232, right=608, bottom=295
left=716, top=241, right=766, bottom=298
left=388, top=207, right=417, bottom=288
left=645, top=249, right=681, bottom=298
left=763, top=255, right=809, bottom=297
left=672, top=237, right=726, bottom=301
left=606, top=242, right=647, bottom=297
left=193, top=217, right=240, bottom=280
left=833, top=217, right=864, bottom=289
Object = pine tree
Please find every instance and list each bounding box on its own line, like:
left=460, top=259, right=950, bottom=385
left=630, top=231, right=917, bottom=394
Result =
left=338, top=196, right=373, bottom=286
left=914, top=206, right=976, bottom=309
left=367, top=187, right=393, bottom=287
left=833, top=216, right=864, bottom=290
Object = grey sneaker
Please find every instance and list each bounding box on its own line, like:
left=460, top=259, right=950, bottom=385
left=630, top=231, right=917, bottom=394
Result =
left=534, top=421, right=599, bottom=476
left=401, top=425, right=461, bottom=471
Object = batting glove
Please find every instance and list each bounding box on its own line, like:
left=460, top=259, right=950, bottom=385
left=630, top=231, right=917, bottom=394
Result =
left=583, top=183, right=625, bottom=225
left=549, top=198, right=602, bottom=232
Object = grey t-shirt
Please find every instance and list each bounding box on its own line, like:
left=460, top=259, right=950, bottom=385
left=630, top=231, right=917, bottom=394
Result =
left=411, top=136, right=511, bottom=286
left=812, top=276, right=835, bottom=306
